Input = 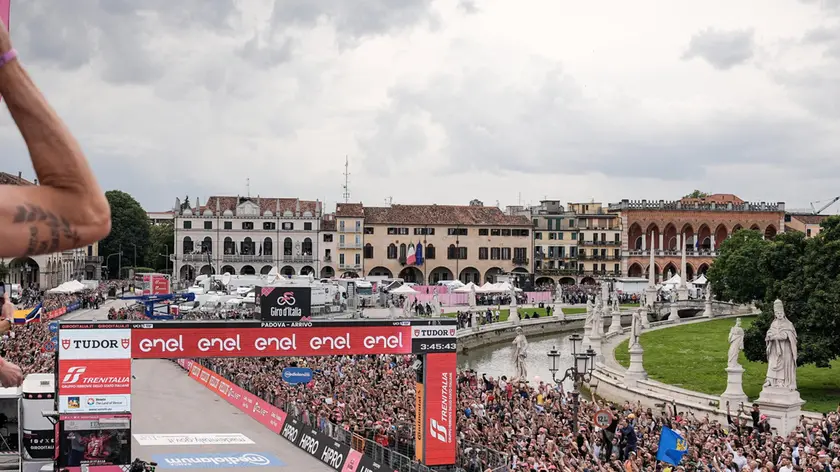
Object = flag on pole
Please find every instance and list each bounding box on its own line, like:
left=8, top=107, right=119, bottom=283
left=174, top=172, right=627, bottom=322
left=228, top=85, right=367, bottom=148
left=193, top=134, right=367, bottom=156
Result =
left=406, top=243, right=416, bottom=265
left=656, top=426, right=688, bottom=466
left=415, top=243, right=424, bottom=266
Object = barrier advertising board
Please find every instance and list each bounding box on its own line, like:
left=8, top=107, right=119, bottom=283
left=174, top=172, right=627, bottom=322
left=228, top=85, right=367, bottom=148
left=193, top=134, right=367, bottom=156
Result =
left=57, top=319, right=458, bottom=467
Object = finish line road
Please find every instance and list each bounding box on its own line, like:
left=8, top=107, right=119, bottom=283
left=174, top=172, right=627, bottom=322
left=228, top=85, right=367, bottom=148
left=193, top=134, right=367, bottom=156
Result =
left=58, top=300, right=331, bottom=471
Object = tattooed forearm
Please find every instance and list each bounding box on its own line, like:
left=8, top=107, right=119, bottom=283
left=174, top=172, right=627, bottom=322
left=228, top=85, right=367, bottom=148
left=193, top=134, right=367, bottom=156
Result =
left=14, top=204, right=82, bottom=255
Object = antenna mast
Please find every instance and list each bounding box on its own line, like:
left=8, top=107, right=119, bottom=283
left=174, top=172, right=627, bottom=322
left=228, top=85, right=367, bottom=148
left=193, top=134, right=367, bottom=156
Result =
left=246, top=178, right=251, bottom=197
left=342, top=156, right=351, bottom=203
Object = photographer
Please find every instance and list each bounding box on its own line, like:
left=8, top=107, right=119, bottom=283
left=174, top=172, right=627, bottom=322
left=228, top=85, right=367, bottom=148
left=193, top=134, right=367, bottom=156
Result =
left=0, top=18, right=111, bottom=258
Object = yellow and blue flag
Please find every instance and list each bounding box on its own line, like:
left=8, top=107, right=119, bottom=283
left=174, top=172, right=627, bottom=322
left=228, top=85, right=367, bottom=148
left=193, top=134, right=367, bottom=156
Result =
left=656, top=426, right=688, bottom=466
left=13, top=303, right=41, bottom=324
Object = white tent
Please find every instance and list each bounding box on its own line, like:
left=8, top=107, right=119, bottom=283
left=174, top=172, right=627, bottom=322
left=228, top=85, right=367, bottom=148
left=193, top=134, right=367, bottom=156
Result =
left=477, top=282, right=496, bottom=293
left=663, top=274, right=682, bottom=286
left=692, top=274, right=708, bottom=285
left=453, top=282, right=478, bottom=293
left=390, top=284, right=419, bottom=295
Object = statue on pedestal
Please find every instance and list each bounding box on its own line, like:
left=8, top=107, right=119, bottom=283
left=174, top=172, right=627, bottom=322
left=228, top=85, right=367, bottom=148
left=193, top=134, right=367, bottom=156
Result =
left=431, top=290, right=441, bottom=317
left=509, top=283, right=518, bottom=307
left=630, top=309, right=643, bottom=347
left=468, top=284, right=477, bottom=311
left=764, top=299, right=798, bottom=390
left=512, top=327, right=528, bottom=380
left=587, top=294, right=602, bottom=333
left=727, top=318, right=745, bottom=369
left=611, top=289, right=619, bottom=313
left=555, top=284, right=563, bottom=303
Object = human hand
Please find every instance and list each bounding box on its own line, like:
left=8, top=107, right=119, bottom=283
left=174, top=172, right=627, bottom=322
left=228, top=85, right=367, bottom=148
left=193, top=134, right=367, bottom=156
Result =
left=0, top=359, right=22, bottom=387
left=1, top=293, right=12, bottom=321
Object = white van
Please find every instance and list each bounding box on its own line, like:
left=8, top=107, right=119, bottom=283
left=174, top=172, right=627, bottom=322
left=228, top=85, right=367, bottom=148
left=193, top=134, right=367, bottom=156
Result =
left=20, top=374, right=54, bottom=472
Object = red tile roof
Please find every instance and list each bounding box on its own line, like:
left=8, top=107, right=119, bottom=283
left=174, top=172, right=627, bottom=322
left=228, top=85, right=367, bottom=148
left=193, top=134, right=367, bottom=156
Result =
left=789, top=214, right=828, bottom=225
left=201, top=196, right=319, bottom=215
left=335, top=203, right=365, bottom=217
left=0, top=172, right=34, bottom=186
left=321, top=218, right=336, bottom=231
left=363, top=204, right=531, bottom=226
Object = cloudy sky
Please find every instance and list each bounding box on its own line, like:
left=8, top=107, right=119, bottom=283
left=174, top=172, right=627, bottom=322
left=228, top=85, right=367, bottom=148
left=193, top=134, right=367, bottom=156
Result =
left=2, top=0, right=840, bottom=214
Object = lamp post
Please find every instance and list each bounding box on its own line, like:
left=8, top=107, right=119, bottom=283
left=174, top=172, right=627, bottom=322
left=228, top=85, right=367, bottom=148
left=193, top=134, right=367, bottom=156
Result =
left=547, top=333, right=596, bottom=433
left=105, top=252, right=123, bottom=280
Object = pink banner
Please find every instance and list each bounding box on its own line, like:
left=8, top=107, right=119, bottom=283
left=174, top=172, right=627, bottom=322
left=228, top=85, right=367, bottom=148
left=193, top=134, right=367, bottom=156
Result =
left=0, top=0, right=8, bottom=30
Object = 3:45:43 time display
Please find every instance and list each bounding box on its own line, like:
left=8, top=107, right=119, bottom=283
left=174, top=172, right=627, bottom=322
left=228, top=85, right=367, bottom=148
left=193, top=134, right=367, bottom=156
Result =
left=419, top=342, right=456, bottom=351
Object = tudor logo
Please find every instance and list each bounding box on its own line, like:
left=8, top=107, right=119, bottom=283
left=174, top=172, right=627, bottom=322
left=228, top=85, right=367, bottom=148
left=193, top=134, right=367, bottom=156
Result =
left=412, top=328, right=456, bottom=338
left=62, top=339, right=131, bottom=350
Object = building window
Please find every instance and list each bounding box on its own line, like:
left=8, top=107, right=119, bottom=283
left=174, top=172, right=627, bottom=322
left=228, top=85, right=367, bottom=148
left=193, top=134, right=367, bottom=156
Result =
left=203, top=221, right=212, bottom=230
left=478, top=229, right=489, bottom=236
left=807, top=228, right=812, bottom=237
left=614, top=249, right=620, bottom=259
left=501, top=247, right=511, bottom=260
left=569, top=219, right=575, bottom=228
left=571, top=232, right=577, bottom=240
left=223, top=221, right=232, bottom=230
left=339, top=234, right=345, bottom=245
left=355, top=253, right=360, bottom=265
left=340, top=221, right=345, bottom=232
left=355, top=235, right=361, bottom=245
left=263, top=222, right=276, bottom=230
left=304, top=222, right=313, bottom=231
left=387, top=244, right=397, bottom=259
left=182, top=237, right=194, bottom=253
left=284, top=238, right=293, bottom=256
left=447, top=228, right=467, bottom=236
left=241, top=237, right=255, bottom=255
left=387, top=227, right=409, bottom=235
left=302, top=238, right=313, bottom=255
left=490, top=229, right=500, bottom=236
left=323, top=234, right=333, bottom=242
left=535, top=232, right=542, bottom=240
left=501, top=229, right=511, bottom=236
left=263, top=237, right=273, bottom=256
left=364, top=244, right=374, bottom=259
left=223, top=237, right=235, bottom=254
left=490, top=248, right=501, bottom=260
left=532, top=219, right=538, bottom=227
left=459, top=247, right=467, bottom=259
left=183, top=221, right=192, bottom=229
left=479, top=247, right=488, bottom=260
left=549, top=233, right=556, bottom=240
left=339, top=253, right=345, bottom=265
left=282, top=222, right=294, bottom=231
left=426, top=244, right=436, bottom=259
left=414, top=228, right=435, bottom=235
left=399, top=244, right=407, bottom=262
left=513, top=247, right=527, bottom=262
left=614, top=263, right=620, bottom=273
left=364, top=227, right=374, bottom=235
left=447, top=244, right=458, bottom=259
left=615, top=233, right=620, bottom=243
left=242, top=222, right=254, bottom=230
left=513, top=229, right=529, bottom=236
left=355, top=221, right=361, bottom=232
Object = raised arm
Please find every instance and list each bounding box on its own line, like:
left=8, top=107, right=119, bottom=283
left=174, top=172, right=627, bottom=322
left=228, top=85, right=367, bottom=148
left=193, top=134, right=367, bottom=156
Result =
left=0, top=26, right=110, bottom=258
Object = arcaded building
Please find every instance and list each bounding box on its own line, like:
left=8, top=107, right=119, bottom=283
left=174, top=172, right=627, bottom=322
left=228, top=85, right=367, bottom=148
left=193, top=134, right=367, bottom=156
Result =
left=609, top=194, right=785, bottom=281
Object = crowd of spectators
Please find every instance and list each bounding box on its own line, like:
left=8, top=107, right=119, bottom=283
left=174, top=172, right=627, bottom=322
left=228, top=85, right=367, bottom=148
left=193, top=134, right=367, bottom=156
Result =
left=3, top=279, right=839, bottom=472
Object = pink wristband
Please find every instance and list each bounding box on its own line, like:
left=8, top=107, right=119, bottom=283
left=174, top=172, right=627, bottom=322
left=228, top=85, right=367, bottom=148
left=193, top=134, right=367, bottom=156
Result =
left=0, top=49, right=17, bottom=68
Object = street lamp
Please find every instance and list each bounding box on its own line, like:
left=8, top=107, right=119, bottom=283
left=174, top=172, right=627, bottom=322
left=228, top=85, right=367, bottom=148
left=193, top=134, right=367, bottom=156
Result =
left=547, top=333, right=596, bottom=433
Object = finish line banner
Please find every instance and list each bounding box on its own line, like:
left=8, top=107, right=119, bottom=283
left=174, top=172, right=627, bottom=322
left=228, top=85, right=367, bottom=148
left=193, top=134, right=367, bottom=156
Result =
left=57, top=320, right=457, bottom=358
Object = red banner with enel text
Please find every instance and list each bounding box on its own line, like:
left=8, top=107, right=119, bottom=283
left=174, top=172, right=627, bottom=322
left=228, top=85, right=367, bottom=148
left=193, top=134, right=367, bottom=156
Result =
left=132, top=326, right=412, bottom=358
left=422, top=353, right=456, bottom=466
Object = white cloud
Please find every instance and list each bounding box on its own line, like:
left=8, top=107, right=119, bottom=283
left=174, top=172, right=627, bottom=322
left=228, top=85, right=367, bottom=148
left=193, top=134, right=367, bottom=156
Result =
left=1, top=0, right=839, bottom=214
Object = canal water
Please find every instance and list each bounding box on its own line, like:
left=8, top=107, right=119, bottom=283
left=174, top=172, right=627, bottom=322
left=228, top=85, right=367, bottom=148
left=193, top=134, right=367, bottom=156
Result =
left=458, top=330, right=584, bottom=391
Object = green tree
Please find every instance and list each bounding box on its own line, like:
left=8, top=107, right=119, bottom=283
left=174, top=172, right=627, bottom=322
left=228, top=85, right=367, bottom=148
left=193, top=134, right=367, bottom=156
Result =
left=707, top=229, right=771, bottom=303
left=683, top=190, right=710, bottom=198
left=99, top=190, right=151, bottom=279
left=710, top=216, right=840, bottom=367
left=145, top=223, right=175, bottom=273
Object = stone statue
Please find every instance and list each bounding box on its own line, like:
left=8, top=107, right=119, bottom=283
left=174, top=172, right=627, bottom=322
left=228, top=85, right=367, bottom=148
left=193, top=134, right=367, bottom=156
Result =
left=586, top=295, right=594, bottom=314
left=431, top=292, right=441, bottom=317
left=727, top=318, right=745, bottom=369
left=468, top=284, right=477, bottom=310
left=706, top=283, right=712, bottom=301
left=509, top=283, right=518, bottom=307
left=587, top=294, right=602, bottom=333
left=611, top=290, right=619, bottom=313
left=555, top=284, right=563, bottom=303
left=764, top=299, right=798, bottom=390
left=630, top=309, right=643, bottom=347
left=512, top=327, right=528, bottom=380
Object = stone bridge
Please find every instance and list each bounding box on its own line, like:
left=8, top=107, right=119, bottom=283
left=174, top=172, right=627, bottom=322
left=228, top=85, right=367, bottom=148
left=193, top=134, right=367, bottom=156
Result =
left=649, top=299, right=748, bottom=321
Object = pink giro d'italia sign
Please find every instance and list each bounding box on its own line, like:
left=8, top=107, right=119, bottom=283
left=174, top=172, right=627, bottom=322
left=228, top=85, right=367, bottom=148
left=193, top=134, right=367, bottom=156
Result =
left=0, top=0, right=8, bottom=30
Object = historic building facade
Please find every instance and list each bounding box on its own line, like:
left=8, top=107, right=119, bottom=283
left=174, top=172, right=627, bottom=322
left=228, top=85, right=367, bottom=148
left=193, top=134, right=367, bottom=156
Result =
left=785, top=213, right=827, bottom=238
left=334, top=203, right=365, bottom=277
left=346, top=203, right=532, bottom=284
left=173, top=196, right=335, bottom=281
left=610, top=194, right=786, bottom=281
left=568, top=202, right=622, bottom=283
left=0, top=172, right=95, bottom=288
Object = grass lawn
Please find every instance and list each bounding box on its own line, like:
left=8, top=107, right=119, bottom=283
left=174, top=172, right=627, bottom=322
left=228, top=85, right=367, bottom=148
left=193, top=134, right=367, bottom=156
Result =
left=614, top=317, right=840, bottom=413
left=443, top=306, right=592, bottom=320
left=621, top=303, right=640, bottom=308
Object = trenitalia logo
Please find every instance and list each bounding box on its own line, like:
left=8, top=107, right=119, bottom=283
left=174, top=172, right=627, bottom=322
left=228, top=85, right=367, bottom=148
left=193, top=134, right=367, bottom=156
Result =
left=429, top=418, right=448, bottom=442
left=62, top=366, right=85, bottom=384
